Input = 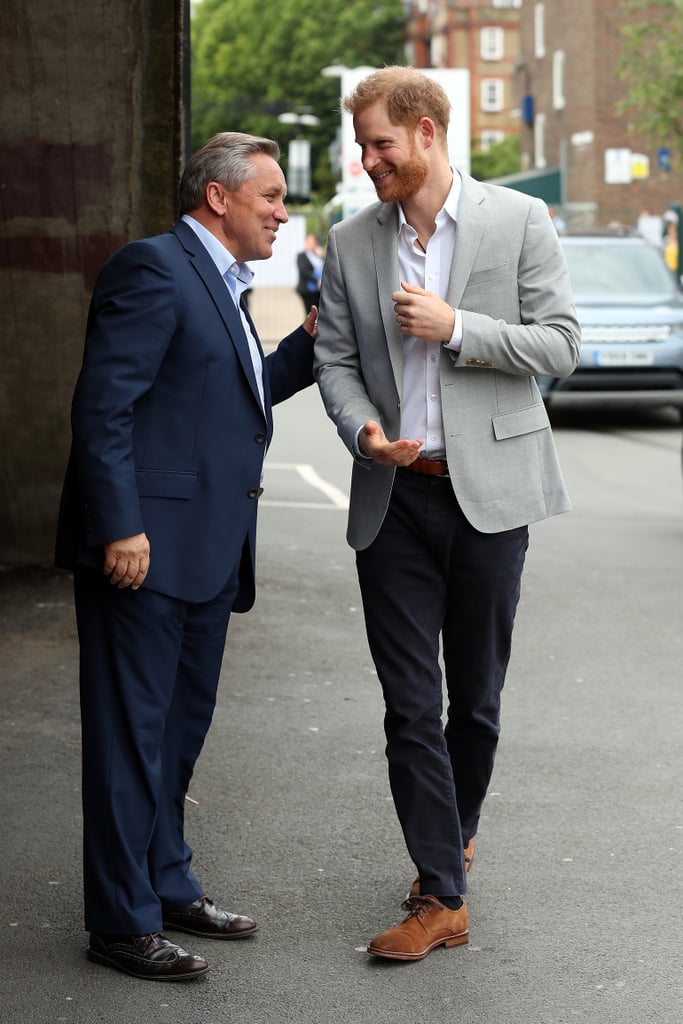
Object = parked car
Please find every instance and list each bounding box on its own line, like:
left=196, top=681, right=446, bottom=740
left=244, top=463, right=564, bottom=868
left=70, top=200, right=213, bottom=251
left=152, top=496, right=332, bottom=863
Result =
left=537, top=231, right=683, bottom=419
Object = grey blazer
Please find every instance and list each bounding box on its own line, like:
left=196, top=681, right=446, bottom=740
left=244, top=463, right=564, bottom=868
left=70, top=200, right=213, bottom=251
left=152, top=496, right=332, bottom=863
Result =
left=314, top=174, right=581, bottom=550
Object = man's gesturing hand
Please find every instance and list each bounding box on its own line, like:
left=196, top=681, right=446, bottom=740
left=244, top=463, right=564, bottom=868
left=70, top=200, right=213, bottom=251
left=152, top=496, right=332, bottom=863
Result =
left=359, top=420, right=423, bottom=467
left=103, top=533, right=151, bottom=590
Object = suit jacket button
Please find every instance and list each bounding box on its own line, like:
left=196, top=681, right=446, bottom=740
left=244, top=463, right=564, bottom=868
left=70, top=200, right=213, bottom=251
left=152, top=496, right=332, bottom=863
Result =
left=255, top=432, right=266, bottom=444
left=247, top=487, right=264, bottom=499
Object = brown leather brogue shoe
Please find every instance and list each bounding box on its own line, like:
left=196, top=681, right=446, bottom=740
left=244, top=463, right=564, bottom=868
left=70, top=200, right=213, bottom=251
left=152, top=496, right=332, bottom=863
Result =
left=367, top=895, right=469, bottom=961
left=408, top=839, right=475, bottom=898
left=162, top=896, right=257, bottom=939
left=87, top=932, right=209, bottom=981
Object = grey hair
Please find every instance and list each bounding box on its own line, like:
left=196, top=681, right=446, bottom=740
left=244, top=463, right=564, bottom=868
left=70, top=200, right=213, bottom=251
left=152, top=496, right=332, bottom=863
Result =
left=178, top=132, right=281, bottom=214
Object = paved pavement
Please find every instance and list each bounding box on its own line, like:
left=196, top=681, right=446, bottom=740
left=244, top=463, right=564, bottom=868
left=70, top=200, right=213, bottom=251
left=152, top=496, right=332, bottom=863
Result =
left=249, top=285, right=310, bottom=346
left=2, top=289, right=682, bottom=1023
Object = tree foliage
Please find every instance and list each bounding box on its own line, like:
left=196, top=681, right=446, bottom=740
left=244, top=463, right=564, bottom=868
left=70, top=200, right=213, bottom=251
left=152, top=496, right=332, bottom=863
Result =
left=618, top=0, right=683, bottom=163
left=470, top=134, right=520, bottom=182
left=190, top=0, right=406, bottom=199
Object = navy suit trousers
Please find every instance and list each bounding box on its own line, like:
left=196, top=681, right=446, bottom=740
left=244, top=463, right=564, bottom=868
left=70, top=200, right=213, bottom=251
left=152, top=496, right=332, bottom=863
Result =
left=74, top=566, right=240, bottom=934
left=355, top=468, right=528, bottom=898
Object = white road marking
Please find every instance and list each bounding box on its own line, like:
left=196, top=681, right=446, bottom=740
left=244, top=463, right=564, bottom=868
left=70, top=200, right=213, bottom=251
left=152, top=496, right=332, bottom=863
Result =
left=262, top=463, right=349, bottom=510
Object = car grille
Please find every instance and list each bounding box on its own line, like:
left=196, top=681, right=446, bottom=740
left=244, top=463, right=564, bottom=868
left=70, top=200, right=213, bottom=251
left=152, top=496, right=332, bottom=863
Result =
left=580, top=325, right=672, bottom=343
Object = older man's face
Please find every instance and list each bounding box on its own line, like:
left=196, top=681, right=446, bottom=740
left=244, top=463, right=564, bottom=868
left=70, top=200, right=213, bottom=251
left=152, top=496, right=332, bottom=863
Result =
left=222, top=153, right=288, bottom=262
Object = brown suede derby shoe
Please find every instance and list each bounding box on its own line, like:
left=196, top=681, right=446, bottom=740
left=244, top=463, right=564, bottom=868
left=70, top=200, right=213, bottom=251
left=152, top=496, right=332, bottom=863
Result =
left=408, top=839, right=475, bottom=899
left=87, top=932, right=209, bottom=981
left=162, top=896, right=257, bottom=939
left=367, top=895, right=469, bottom=961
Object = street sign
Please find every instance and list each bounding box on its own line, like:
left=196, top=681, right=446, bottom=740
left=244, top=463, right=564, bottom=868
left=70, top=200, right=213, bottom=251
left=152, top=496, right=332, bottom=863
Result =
left=658, top=147, right=671, bottom=172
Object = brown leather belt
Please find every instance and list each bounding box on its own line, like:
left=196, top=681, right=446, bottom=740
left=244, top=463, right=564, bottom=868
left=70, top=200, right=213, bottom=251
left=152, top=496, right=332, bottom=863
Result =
left=402, top=458, right=449, bottom=477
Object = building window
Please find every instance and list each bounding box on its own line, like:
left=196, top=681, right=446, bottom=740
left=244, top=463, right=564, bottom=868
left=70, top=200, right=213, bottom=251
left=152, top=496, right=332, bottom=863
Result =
left=480, top=130, right=505, bottom=151
left=534, top=112, right=547, bottom=169
left=553, top=50, right=566, bottom=110
left=534, top=3, right=545, bottom=59
left=430, top=31, right=446, bottom=67
left=481, top=79, right=505, bottom=113
left=493, top=0, right=521, bottom=7
left=481, top=27, right=504, bottom=61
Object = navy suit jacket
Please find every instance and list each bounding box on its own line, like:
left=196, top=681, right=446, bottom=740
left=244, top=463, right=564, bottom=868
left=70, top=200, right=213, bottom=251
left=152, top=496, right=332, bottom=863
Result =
left=56, top=219, right=314, bottom=609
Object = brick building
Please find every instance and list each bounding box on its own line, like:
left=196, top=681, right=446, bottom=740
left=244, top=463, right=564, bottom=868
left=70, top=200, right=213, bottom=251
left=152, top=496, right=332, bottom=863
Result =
left=405, top=0, right=683, bottom=229
left=406, top=0, right=522, bottom=153
left=517, top=0, right=683, bottom=227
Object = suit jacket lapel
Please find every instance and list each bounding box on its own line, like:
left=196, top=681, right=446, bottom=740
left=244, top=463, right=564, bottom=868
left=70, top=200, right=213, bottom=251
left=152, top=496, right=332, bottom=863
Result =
left=373, top=204, right=405, bottom=398
left=241, top=298, right=273, bottom=421
left=447, top=175, right=488, bottom=308
left=171, top=221, right=266, bottom=414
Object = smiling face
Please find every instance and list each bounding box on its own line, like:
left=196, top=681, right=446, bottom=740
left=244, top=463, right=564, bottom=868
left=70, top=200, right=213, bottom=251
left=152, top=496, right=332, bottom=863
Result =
left=217, top=152, right=288, bottom=262
left=353, top=102, right=430, bottom=205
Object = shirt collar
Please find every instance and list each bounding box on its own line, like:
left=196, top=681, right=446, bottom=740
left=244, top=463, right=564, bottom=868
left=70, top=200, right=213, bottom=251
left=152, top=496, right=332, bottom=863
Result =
left=181, top=213, right=254, bottom=289
left=397, top=168, right=461, bottom=235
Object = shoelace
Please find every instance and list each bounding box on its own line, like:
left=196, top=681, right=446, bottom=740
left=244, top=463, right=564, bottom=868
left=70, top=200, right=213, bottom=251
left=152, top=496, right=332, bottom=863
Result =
left=400, top=895, right=440, bottom=919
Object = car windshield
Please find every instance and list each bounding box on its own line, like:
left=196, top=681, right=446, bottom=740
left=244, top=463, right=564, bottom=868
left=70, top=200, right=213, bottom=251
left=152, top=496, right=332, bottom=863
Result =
left=560, top=241, right=677, bottom=302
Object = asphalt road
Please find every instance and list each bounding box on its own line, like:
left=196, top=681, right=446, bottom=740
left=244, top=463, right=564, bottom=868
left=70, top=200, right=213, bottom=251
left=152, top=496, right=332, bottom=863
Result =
left=2, top=357, right=682, bottom=1022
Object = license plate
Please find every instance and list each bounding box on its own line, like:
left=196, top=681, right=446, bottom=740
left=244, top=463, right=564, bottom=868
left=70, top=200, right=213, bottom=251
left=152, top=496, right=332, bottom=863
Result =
left=594, top=350, right=655, bottom=367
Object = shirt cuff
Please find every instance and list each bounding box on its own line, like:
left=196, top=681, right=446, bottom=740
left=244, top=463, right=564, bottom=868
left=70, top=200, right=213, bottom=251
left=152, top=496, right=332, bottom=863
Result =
left=443, top=308, right=462, bottom=352
left=353, top=425, right=373, bottom=459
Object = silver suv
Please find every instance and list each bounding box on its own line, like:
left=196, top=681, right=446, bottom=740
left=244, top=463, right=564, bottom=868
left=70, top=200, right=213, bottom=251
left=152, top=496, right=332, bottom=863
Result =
left=537, top=231, right=683, bottom=419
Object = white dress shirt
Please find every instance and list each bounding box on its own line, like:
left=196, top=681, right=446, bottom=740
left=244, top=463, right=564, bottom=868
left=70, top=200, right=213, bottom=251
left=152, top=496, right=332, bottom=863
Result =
left=181, top=214, right=265, bottom=410
left=397, top=170, right=462, bottom=458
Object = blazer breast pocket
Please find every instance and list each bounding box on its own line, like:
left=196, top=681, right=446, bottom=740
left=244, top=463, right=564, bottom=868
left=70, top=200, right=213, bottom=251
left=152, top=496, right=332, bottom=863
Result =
left=461, top=263, right=516, bottom=319
left=135, top=469, right=197, bottom=499
left=465, top=261, right=512, bottom=287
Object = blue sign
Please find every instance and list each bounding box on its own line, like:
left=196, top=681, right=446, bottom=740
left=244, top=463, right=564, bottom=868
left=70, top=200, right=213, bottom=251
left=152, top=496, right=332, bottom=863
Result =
left=658, top=147, right=671, bottom=172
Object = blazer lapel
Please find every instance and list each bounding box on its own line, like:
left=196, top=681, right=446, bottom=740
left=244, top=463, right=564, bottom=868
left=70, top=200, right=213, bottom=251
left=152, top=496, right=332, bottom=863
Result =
left=172, top=221, right=266, bottom=414
left=373, top=204, right=405, bottom=397
left=447, top=175, right=488, bottom=308
left=241, top=298, right=273, bottom=425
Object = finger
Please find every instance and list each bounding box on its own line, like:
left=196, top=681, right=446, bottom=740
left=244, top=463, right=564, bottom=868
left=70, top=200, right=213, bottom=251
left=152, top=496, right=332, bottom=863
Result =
left=107, top=554, right=138, bottom=586
left=130, top=564, right=149, bottom=590
left=116, top=562, right=142, bottom=589
left=400, top=281, right=429, bottom=295
left=108, top=560, right=127, bottom=585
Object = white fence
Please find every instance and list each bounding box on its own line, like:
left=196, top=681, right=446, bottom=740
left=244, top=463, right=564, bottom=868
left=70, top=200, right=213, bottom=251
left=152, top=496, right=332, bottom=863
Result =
left=248, top=213, right=306, bottom=288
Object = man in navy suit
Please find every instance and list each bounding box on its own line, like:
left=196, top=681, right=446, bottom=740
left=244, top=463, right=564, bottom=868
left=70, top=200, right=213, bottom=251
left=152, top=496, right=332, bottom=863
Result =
left=55, top=132, right=317, bottom=981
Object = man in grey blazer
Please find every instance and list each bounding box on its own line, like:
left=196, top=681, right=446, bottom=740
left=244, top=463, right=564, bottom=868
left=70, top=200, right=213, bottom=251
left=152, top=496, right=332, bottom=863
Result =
left=314, top=67, right=580, bottom=962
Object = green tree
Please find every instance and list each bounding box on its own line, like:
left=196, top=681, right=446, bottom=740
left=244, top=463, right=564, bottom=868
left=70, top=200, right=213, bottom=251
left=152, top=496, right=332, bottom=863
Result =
left=470, top=134, right=520, bottom=181
left=191, top=0, right=406, bottom=201
left=618, top=0, right=683, bottom=163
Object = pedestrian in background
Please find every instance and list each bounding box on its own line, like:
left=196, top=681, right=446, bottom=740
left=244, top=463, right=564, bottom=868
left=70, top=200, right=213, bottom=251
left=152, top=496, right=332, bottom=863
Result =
left=296, top=231, right=324, bottom=313
left=56, top=131, right=317, bottom=982
left=314, top=66, right=580, bottom=962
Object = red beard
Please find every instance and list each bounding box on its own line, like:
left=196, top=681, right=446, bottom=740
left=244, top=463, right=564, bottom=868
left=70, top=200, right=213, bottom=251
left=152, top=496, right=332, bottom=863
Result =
left=371, top=148, right=429, bottom=204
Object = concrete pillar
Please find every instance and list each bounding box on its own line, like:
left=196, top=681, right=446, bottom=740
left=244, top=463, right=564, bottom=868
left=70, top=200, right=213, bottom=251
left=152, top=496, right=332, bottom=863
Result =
left=0, top=0, right=186, bottom=563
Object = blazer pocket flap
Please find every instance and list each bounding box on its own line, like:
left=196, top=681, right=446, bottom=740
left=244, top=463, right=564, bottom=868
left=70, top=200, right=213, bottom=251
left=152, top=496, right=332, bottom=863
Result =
left=136, top=469, right=197, bottom=499
left=492, top=403, right=550, bottom=440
